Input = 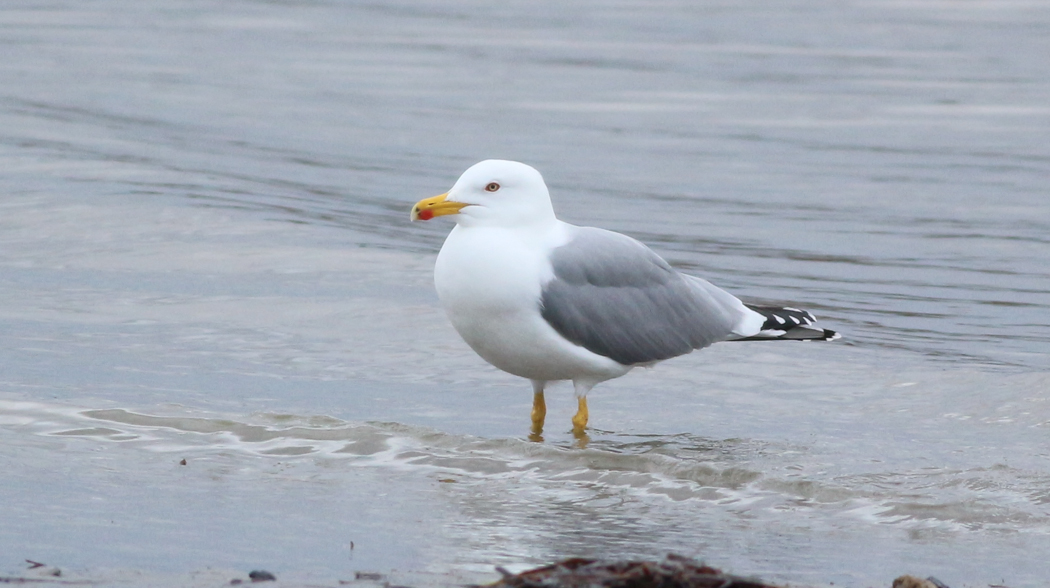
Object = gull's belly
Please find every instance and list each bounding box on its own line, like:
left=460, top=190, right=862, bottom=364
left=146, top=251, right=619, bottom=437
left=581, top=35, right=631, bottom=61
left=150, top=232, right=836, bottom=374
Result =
left=449, top=305, right=618, bottom=381
left=434, top=226, right=627, bottom=382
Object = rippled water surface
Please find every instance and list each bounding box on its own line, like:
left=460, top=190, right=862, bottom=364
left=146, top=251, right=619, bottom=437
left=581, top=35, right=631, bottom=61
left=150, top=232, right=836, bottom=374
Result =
left=2, top=1, right=1049, bottom=586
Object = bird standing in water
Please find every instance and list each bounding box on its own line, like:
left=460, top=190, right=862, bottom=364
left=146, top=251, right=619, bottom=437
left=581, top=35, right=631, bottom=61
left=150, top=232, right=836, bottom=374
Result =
left=412, top=160, right=838, bottom=437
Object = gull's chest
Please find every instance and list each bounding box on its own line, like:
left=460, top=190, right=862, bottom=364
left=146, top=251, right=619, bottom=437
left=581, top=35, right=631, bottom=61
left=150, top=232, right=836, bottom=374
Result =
left=434, top=227, right=554, bottom=315
left=430, top=223, right=625, bottom=381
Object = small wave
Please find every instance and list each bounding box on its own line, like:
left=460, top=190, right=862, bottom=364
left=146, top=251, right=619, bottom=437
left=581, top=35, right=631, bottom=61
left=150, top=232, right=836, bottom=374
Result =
left=5, top=399, right=1048, bottom=536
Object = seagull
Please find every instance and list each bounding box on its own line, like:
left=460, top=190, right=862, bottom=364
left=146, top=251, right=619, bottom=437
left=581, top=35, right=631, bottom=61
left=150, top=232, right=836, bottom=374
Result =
left=411, top=160, right=838, bottom=436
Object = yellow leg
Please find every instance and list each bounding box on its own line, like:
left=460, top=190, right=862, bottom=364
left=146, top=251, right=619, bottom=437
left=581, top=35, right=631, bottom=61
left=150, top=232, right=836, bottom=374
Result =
left=530, top=391, right=546, bottom=436
left=571, top=396, right=589, bottom=432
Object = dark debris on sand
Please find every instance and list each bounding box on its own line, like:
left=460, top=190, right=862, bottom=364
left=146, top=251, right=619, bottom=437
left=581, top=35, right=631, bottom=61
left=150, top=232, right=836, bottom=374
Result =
left=482, top=554, right=783, bottom=588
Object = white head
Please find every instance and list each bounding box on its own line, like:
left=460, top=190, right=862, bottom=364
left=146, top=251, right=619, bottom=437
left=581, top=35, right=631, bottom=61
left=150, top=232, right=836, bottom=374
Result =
left=411, top=160, right=557, bottom=228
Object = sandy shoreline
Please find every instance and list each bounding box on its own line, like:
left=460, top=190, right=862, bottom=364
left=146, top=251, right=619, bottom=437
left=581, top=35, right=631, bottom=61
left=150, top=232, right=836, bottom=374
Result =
left=3, top=556, right=957, bottom=588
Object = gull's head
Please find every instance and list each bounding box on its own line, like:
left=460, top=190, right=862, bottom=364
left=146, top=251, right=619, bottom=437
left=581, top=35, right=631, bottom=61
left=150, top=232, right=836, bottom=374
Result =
left=411, top=160, right=556, bottom=228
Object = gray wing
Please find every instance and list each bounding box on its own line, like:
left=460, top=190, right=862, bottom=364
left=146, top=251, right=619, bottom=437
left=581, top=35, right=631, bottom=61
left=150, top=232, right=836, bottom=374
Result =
left=540, top=227, right=744, bottom=366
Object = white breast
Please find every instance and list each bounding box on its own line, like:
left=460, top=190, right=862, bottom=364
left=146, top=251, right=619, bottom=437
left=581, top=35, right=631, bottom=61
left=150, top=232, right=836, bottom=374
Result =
left=434, top=223, right=627, bottom=382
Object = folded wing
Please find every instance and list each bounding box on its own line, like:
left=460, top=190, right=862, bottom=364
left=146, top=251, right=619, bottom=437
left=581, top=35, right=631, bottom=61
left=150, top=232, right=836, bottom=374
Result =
left=539, top=227, right=755, bottom=366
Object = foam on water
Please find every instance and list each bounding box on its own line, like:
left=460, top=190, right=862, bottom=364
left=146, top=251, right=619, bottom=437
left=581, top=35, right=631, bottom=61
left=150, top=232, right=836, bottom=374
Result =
left=8, top=398, right=1050, bottom=541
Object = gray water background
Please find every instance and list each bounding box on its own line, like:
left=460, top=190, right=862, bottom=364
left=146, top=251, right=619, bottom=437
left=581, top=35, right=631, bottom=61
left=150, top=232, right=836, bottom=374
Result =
left=2, top=1, right=1049, bottom=586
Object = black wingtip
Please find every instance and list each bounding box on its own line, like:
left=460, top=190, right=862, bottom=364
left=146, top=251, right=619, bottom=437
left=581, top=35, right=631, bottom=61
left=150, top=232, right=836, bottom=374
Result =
left=736, top=304, right=840, bottom=342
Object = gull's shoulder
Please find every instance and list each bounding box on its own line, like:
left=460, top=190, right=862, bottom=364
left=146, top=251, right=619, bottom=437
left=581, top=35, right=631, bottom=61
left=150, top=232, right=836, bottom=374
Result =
left=547, top=223, right=677, bottom=286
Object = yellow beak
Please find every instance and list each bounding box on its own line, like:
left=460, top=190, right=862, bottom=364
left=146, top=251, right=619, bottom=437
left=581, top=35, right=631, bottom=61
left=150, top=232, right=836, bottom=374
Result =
left=410, top=193, right=470, bottom=221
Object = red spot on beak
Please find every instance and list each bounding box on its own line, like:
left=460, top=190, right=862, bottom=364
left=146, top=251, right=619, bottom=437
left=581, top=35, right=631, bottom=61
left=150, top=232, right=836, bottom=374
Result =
left=418, top=209, right=434, bottom=221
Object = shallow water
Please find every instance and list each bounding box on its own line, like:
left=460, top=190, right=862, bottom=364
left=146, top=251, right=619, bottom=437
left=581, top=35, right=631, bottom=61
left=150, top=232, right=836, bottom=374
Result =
left=2, top=1, right=1050, bottom=586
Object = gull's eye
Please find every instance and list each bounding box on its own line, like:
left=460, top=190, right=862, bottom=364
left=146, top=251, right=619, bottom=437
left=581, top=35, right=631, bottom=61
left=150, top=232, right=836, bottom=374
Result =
left=485, top=182, right=500, bottom=192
